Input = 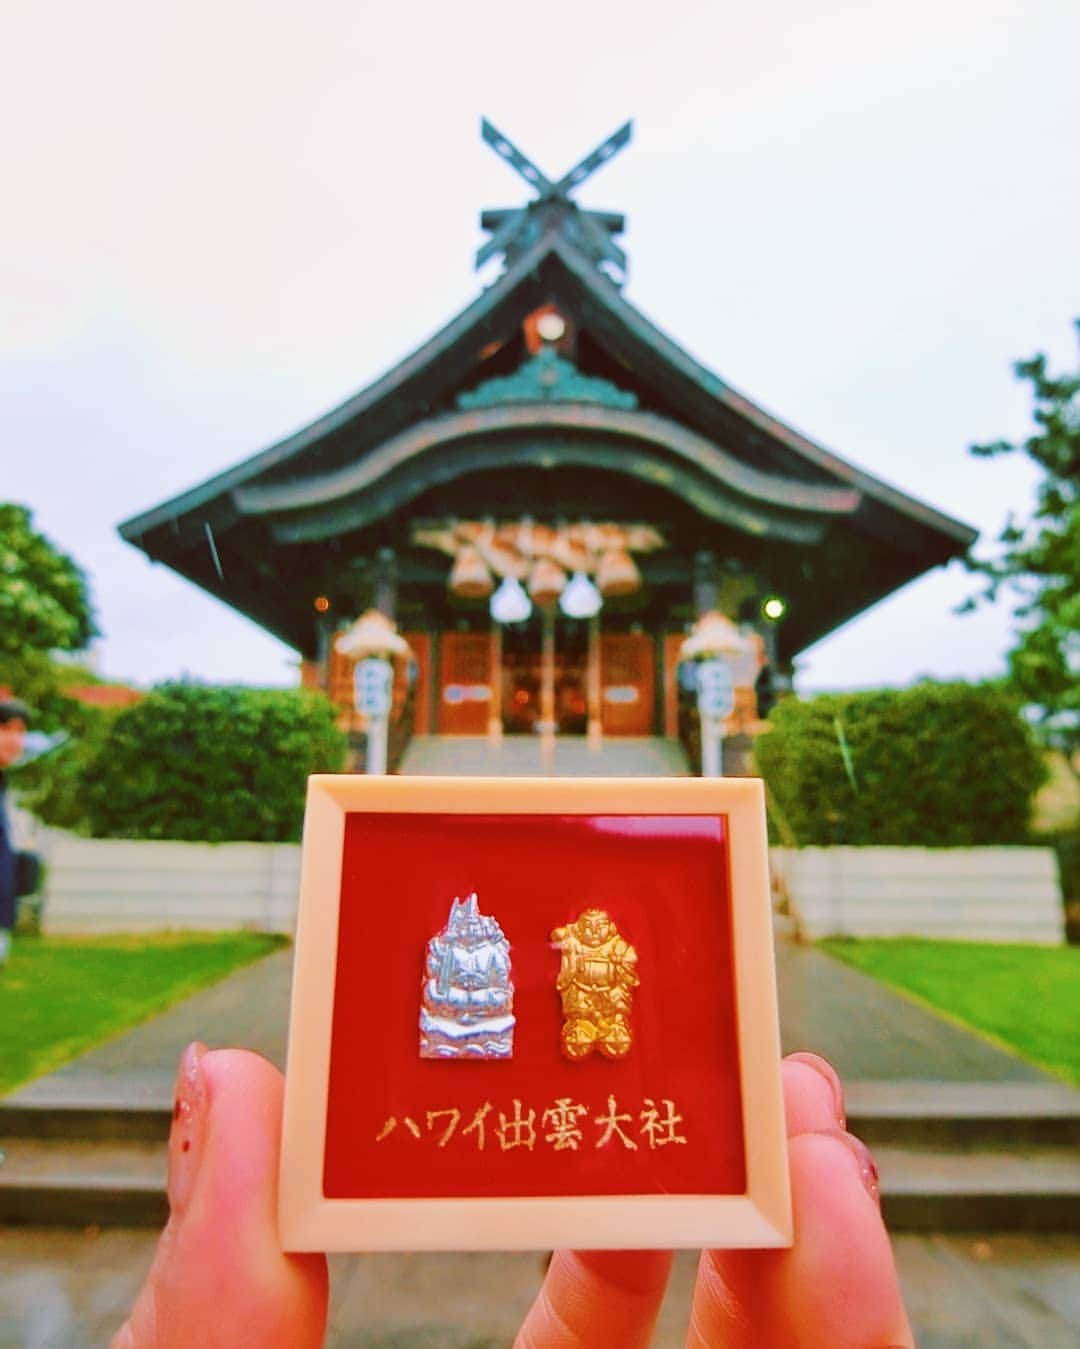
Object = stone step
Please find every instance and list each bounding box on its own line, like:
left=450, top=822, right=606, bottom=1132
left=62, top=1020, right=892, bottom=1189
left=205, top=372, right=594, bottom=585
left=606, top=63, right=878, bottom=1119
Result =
left=876, top=1143, right=1080, bottom=1232
left=0, top=1138, right=167, bottom=1228
left=847, top=1081, right=1080, bottom=1148
left=0, top=1100, right=169, bottom=1142
left=2, top=1135, right=1077, bottom=1232
left=399, top=735, right=691, bottom=778
left=6, top=1080, right=1077, bottom=1147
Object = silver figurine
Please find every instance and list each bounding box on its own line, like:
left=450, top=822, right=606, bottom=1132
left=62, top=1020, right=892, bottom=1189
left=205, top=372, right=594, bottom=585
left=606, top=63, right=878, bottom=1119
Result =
left=419, top=892, right=515, bottom=1060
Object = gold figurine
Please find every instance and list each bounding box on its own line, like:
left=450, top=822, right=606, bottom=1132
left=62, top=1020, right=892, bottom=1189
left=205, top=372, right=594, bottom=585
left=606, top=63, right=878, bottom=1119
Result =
left=551, top=909, right=639, bottom=1061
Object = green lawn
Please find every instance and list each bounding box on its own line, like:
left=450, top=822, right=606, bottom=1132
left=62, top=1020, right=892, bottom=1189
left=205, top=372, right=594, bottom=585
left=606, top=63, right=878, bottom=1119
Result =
left=0, top=932, right=285, bottom=1095
left=821, top=937, right=1080, bottom=1086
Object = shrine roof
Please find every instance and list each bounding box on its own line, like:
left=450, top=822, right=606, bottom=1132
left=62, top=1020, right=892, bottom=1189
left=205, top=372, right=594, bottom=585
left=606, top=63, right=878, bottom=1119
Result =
left=119, top=208, right=976, bottom=659
left=121, top=228, right=974, bottom=546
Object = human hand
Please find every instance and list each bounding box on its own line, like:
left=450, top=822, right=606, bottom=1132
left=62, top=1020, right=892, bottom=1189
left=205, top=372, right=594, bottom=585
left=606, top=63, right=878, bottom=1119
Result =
left=111, top=1045, right=328, bottom=1349
left=516, top=1051, right=914, bottom=1346
left=113, top=1047, right=912, bottom=1348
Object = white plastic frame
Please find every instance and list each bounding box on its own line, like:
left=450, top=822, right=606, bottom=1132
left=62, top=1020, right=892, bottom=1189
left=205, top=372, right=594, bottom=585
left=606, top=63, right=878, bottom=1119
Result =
left=279, top=775, right=791, bottom=1252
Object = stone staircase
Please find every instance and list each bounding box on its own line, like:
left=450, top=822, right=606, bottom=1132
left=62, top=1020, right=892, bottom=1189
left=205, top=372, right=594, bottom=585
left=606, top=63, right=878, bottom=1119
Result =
left=398, top=734, right=691, bottom=777
left=5, top=930, right=1078, bottom=1237
left=3, top=1082, right=1078, bottom=1232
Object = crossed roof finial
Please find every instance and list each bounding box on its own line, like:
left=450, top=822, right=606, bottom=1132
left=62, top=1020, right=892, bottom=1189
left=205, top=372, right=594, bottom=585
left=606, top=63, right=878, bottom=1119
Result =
left=477, top=118, right=633, bottom=281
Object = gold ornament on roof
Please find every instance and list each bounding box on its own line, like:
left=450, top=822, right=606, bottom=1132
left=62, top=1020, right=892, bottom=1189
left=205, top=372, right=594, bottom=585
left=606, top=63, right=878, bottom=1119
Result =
left=551, top=909, right=639, bottom=1061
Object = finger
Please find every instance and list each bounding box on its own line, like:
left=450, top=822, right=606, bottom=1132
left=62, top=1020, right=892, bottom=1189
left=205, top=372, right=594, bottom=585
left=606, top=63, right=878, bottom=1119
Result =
left=782, top=1052, right=847, bottom=1136
left=514, top=1054, right=854, bottom=1348
left=688, top=1129, right=912, bottom=1347
left=112, top=1046, right=328, bottom=1349
left=515, top=1249, right=674, bottom=1349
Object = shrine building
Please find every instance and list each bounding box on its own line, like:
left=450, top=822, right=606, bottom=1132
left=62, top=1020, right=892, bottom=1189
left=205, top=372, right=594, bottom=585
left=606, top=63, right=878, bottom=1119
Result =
left=119, top=121, right=976, bottom=759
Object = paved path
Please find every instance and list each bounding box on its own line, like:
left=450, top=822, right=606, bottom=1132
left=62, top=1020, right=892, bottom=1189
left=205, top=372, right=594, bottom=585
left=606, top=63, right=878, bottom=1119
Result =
left=7, top=935, right=1057, bottom=1112
left=7, top=951, right=292, bottom=1109
left=400, top=734, right=690, bottom=777
left=775, top=941, right=1051, bottom=1083
left=2, top=1227, right=1078, bottom=1348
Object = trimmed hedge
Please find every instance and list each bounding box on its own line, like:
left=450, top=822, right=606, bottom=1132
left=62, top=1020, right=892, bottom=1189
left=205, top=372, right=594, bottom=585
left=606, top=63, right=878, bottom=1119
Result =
left=755, top=682, right=1045, bottom=846
left=79, top=684, right=347, bottom=842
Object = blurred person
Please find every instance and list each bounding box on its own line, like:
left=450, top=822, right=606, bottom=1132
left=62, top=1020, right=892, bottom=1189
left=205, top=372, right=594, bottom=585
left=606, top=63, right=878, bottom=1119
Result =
left=0, top=696, right=30, bottom=967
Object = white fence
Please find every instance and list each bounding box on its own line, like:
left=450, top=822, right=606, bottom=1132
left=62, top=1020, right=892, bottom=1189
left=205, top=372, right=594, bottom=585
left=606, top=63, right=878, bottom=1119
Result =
left=25, top=828, right=1065, bottom=944
left=771, top=846, right=1064, bottom=944
left=36, top=831, right=301, bottom=935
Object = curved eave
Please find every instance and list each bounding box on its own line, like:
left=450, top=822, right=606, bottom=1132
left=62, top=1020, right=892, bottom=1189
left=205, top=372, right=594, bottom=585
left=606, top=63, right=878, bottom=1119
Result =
left=232, top=402, right=861, bottom=549
left=119, top=228, right=975, bottom=560
left=545, top=238, right=978, bottom=552
left=118, top=237, right=560, bottom=544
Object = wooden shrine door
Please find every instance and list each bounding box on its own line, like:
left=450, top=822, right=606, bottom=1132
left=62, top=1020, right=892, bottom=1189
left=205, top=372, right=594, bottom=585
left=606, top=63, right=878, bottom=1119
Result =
left=599, top=633, right=655, bottom=736
left=437, top=632, right=493, bottom=734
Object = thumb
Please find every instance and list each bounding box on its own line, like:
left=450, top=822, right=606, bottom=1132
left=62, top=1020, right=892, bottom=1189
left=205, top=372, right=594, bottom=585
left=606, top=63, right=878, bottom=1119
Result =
left=112, top=1045, right=328, bottom=1349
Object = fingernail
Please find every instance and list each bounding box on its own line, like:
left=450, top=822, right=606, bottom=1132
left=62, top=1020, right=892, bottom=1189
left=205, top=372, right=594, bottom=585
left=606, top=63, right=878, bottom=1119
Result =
left=835, top=1129, right=881, bottom=1206
left=787, top=1051, right=846, bottom=1127
left=168, top=1041, right=209, bottom=1217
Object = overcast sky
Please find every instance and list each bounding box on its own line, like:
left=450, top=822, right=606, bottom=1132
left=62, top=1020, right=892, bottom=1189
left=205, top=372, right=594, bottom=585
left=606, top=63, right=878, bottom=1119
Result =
left=4, top=0, right=1078, bottom=692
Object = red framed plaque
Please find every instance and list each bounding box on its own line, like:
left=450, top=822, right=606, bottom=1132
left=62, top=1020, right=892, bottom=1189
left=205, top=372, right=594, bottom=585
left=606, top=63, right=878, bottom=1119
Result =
left=279, top=776, right=791, bottom=1251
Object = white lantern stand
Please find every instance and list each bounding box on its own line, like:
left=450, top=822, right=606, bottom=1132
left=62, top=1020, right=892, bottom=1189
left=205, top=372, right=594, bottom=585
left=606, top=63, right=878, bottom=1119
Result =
left=335, top=611, right=412, bottom=775
left=679, top=612, right=752, bottom=779
left=354, top=657, right=394, bottom=773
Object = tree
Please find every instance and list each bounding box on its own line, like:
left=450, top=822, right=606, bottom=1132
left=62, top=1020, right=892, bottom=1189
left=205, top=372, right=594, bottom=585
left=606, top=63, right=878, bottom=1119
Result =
left=965, top=323, right=1080, bottom=788
left=80, top=684, right=347, bottom=842
left=0, top=505, right=103, bottom=821
left=0, top=503, right=97, bottom=657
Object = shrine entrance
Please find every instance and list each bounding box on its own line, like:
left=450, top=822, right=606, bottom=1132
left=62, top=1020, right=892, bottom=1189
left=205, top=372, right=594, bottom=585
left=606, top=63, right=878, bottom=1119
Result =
left=436, top=623, right=655, bottom=737
left=502, top=617, right=589, bottom=736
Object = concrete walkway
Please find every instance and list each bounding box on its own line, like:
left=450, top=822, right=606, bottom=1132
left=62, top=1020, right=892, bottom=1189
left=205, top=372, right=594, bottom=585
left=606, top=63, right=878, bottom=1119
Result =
left=7, top=936, right=1060, bottom=1114
left=7, top=950, right=293, bottom=1109
left=775, top=941, right=1053, bottom=1083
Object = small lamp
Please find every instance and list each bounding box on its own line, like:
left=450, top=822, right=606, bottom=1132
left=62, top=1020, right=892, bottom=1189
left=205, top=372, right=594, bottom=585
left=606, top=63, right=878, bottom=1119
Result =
left=559, top=571, right=603, bottom=619
left=490, top=575, right=532, bottom=624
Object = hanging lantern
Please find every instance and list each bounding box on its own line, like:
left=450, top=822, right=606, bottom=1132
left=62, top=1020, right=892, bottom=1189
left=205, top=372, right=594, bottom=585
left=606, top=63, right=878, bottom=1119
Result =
left=528, top=557, right=566, bottom=608
left=530, top=523, right=559, bottom=558
left=594, top=523, right=627, bottom=552
left=490, top=575, right=532, bottom=624
left=515, top=520, right=536, bottom=558
left=559, top=571, right=603, bottom=619
left=596, top=547, right=640, bottom=598
left=449, top=545, right=494, bottom=600
left=552, top=529, right=590, bottom=574
left=486, top=540, right=528, bottom=580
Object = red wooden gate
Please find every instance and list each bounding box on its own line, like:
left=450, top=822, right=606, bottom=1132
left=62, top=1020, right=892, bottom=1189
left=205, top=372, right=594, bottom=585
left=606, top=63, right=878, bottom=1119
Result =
left=437, top=632, right=493, bottom=734
left=600, top=633, right=655, bottom=736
